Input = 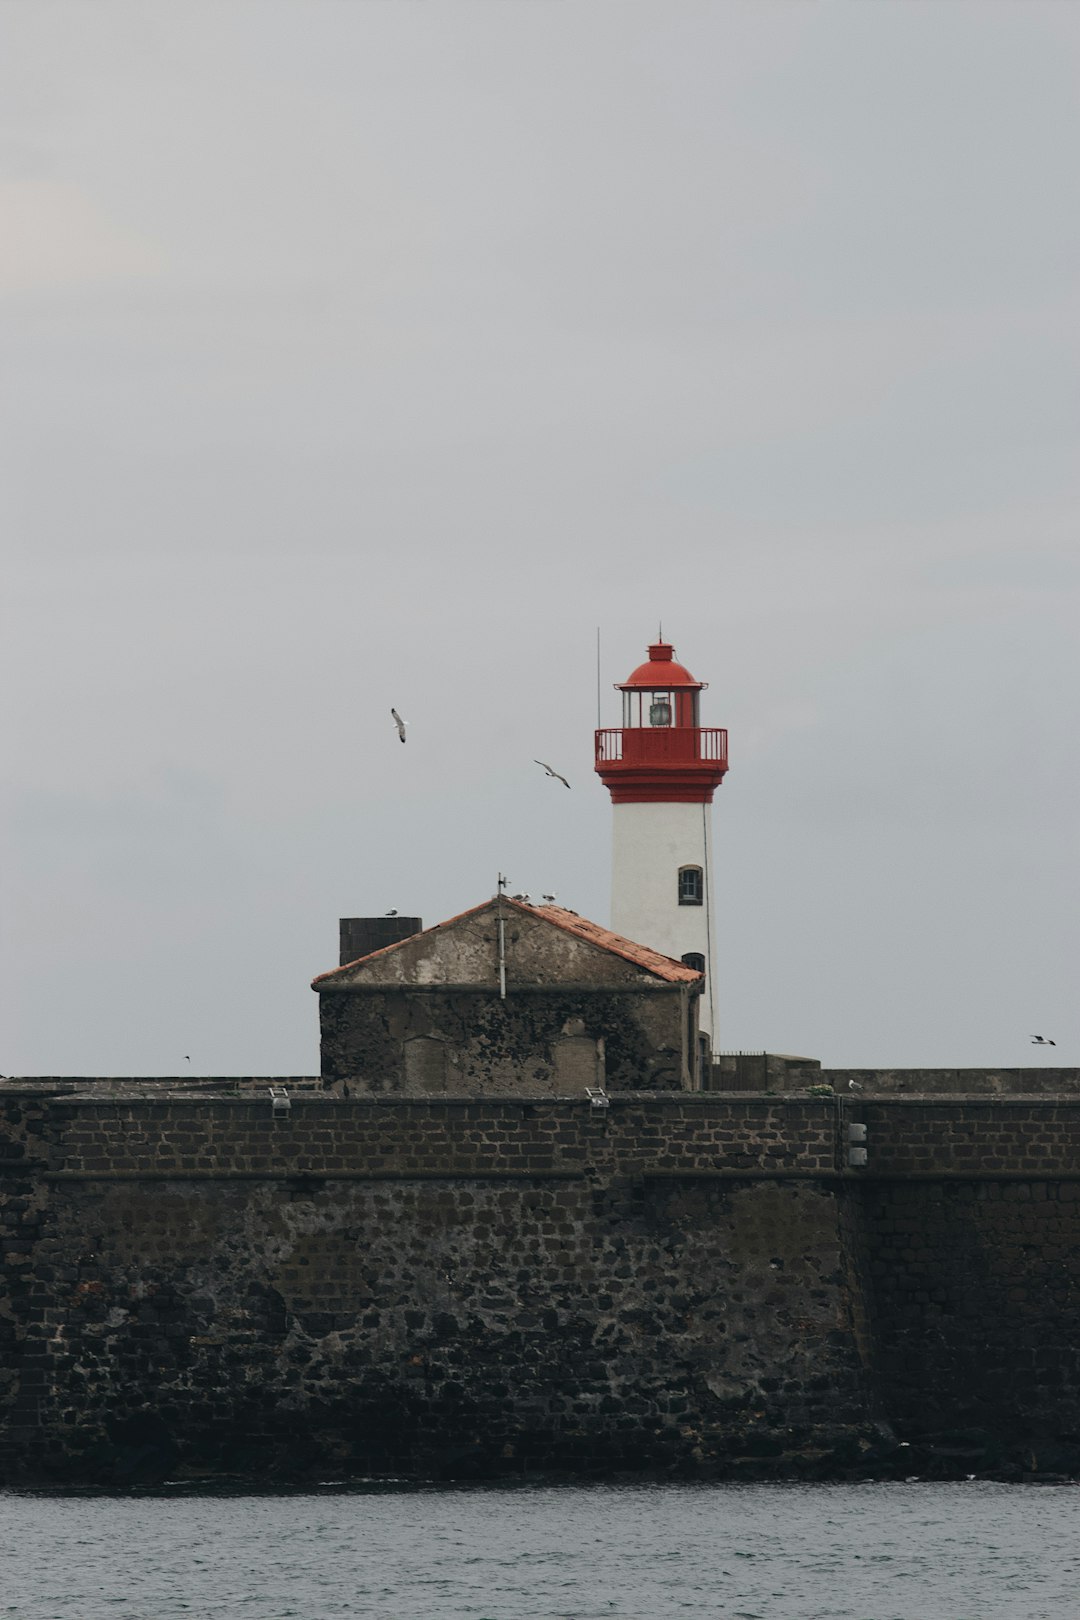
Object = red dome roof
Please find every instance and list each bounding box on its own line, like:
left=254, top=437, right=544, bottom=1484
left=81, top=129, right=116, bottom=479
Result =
left=618, top=641, right=703, bottom=691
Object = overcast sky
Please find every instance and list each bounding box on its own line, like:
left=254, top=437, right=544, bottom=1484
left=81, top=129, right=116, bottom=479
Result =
left=2, top=1, right=1077, bottom=1076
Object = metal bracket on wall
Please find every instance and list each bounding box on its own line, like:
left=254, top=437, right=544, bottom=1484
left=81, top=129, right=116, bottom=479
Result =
left=269, top=1087, right=291, bottom=1119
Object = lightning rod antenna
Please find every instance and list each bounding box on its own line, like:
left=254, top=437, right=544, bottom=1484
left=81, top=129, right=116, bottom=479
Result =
left=496, top=873, right=507, bottom=998
left=596, top=626, right=602, bottom=729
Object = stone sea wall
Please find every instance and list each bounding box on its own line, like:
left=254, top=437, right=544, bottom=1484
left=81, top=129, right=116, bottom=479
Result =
left=864, top=1177, right=1080, bottom=1472
left=2, top=1083, right=1080, bottom=1485
left=823, top=1068, right=1080, bottom=1097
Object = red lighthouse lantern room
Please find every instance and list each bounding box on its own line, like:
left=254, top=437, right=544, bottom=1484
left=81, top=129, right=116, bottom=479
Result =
left=595, top=640, right=728, bottom=803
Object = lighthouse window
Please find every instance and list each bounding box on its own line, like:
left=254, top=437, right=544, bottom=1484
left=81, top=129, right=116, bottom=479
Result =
left=649, top=694, right=672, bottom=726
left=678, top=866, right=703, bottom=905
left=681, top=952, right=705, bottom=973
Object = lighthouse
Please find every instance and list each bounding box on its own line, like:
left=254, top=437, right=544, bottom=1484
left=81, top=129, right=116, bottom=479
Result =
left=594, top=637, right=728, bottom=1047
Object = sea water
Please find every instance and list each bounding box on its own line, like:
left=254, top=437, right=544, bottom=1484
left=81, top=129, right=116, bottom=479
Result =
left=1, top=1480, right=1077, bottom=1619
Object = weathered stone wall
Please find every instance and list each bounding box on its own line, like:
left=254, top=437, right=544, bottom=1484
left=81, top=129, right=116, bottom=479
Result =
left=838, top=1095, right=1080, bottom=1476
left=319, top=988, right=695, bottom=1093
left=712, top=1064, right=1080, bottom=1096
left=41, top=1094, right=839, bottom=1179
left=3, top=1173, right=877, bottom=1486
left=317, top=978, right=696, bottom=1095
left=852, top=1097, right=1080, bottom=1176
left=862, top=1180, right=1080, bottom=1473
left=0, top=1089, right=872, bottom=1485
left=825, top=1068, right=1080, bottom=1096
left=315, top=900, right=701, bottom=1093
left=5, top=1085, right=1080, bottom=1485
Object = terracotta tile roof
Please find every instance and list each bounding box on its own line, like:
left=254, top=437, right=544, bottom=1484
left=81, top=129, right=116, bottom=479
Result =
left=530, top=904, right=703, bottom=983
left=312, top=896, right=702, bottom=987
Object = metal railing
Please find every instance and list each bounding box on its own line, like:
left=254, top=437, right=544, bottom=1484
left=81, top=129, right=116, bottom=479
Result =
left=708, top=1051, right=768, bottom=1091
left=595, top=727, right=728, bottom=766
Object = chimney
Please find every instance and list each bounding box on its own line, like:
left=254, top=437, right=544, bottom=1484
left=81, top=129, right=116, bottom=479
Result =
left=339, top=916, right=423, bottom=966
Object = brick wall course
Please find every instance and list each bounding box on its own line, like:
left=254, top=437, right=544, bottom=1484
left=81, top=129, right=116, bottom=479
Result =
left=38, top=1096, right=841, bottom=1180
left=29, top=1094, right=1080, bottom=1182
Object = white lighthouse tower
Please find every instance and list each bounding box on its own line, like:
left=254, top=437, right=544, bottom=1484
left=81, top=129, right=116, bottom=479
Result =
left=594, top=636, right=729, bottom=1047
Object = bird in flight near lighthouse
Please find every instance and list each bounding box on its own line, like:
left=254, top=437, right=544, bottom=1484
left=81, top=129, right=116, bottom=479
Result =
left=391, top=708, right=408, bottom=744
left=535, top=760, right=570, bottom=789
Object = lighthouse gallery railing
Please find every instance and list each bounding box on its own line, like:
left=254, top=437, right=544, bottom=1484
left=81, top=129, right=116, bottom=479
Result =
left=595, top=728, right=728, bottom=766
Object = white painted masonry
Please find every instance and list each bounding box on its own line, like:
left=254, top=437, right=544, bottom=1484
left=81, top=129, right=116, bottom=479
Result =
left=611, top=799, right=717, bottom=1040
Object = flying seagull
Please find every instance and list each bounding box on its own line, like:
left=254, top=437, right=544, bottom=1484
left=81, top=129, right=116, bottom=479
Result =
left=1032, top=1035, right=1056, bottom=1046
left=391, top=708, right=408, bottom=743
left=535, top=759, right=570, bottom=789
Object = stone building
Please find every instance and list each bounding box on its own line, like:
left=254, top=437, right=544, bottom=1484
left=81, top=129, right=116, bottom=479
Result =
left=312, top=896, right=704, bottom=1093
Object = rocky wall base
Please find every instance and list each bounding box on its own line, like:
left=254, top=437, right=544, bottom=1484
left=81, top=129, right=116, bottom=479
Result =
left=1, top=1174, right=883, bottom=1487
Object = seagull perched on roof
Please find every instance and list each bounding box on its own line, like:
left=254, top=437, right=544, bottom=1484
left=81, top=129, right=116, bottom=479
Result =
left=385, top=909, right=398, bottom=917
left=535, top=759, right=570, bottom=789
left=391, top=708, right=408, bottom=743
left=848, top=1078, right=862, bottom=1091
left=1032, top=1035, right=1056, bottom=1046
left=541, top=893, right=557, bottom=903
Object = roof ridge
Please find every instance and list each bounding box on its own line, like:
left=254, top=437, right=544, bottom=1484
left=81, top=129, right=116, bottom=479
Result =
left=312, top=896, right=702, bottom=987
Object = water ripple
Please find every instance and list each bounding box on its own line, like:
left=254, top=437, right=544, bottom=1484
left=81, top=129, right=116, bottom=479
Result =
left=0, top=1481, right=1077, bottom=1619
